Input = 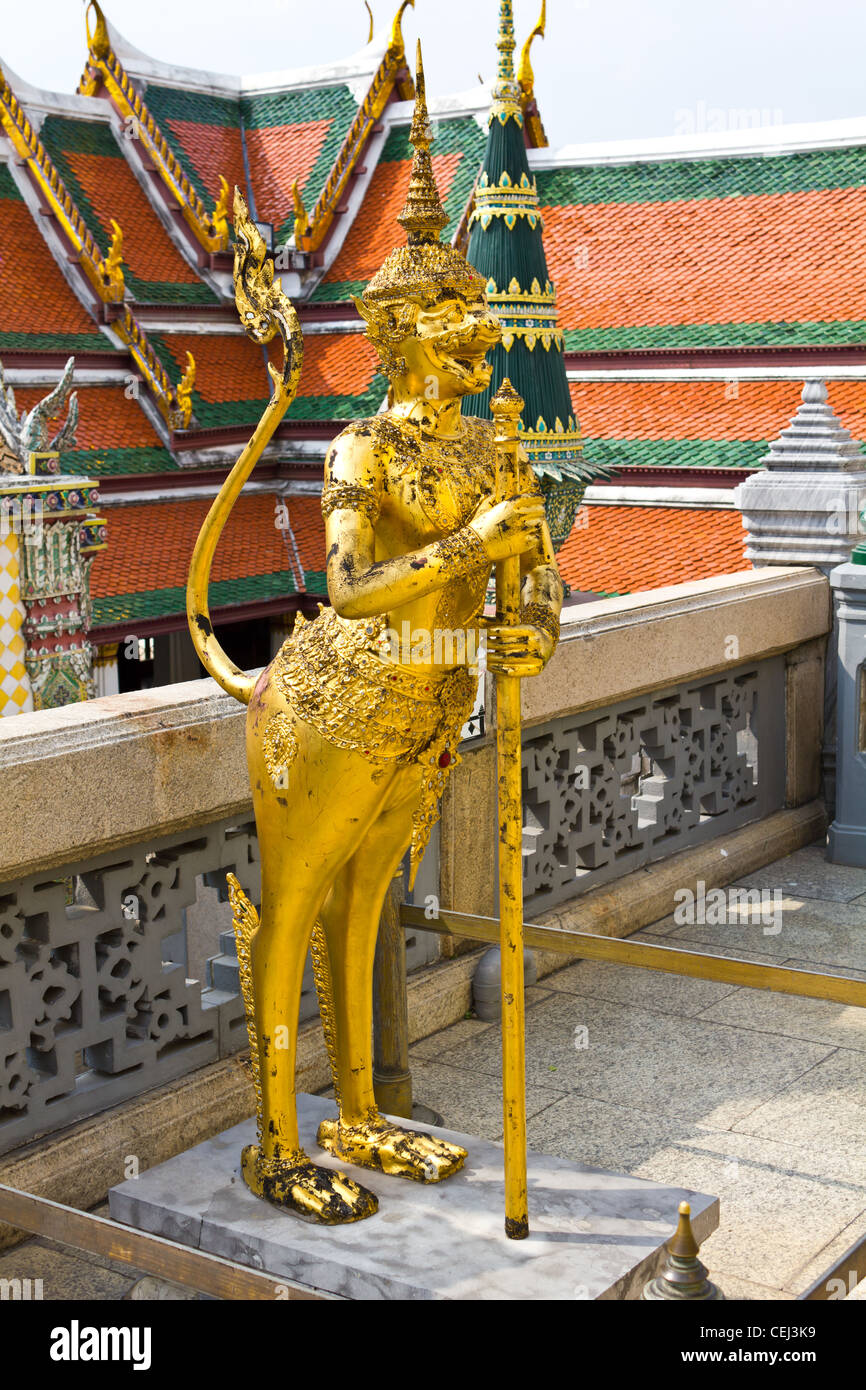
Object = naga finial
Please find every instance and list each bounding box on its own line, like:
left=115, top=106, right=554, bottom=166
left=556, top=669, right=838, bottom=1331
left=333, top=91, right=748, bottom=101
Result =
left=388, top=0, right=415, bottom=60
left=364, top=1, right=374, bottom=44
left=517, top=0, right=546, bottom=101
left=396, top=41, right=448, bottom=245
left=211, top=176, right=231, bottom=248
left=175, top=351, right=196, bottom=430
left=0, top=356, right=79, bottom=473
left=292, top=179, right=311, bottom=246
left=103, top=219, right=125, bottom=299
left=85, top=0, right=111, bottom=61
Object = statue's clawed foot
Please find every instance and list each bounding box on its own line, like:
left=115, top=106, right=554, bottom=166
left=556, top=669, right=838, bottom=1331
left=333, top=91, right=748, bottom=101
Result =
left=241, top=1144, right=378, bottom=1223
left=317, top=1116, right=467, bottom=1184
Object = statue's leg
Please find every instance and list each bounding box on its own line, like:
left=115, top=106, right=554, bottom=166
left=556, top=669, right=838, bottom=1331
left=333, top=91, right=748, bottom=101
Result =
left=240, top=707, right=396, bottom=1223
left=316, top=780, right=468, bottom=1183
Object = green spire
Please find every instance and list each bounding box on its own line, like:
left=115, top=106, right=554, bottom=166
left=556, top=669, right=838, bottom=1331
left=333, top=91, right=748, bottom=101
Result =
left=464, top=3, right=609, bottom=549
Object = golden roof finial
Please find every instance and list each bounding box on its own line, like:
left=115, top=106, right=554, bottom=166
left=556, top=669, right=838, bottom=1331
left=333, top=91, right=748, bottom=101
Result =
left=396, top=41, right=448, bottom=246
left=364, top=1, right=374, bottom=44
left=103, top=219, right=125, bottom=297
left=292, top=178, right=311, bottom=245
left=211, top=175, right=231, bottom=247
left=175, top=351, right=196, bottom=430
left=517, top=0, right=546, bottom=100
left=388, top=0, right=415, bottom=60
left=85, top=1, right=111, bottom=61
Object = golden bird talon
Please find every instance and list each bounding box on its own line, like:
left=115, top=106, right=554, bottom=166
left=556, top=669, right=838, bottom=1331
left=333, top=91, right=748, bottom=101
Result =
left=240, top=1144, right=378, bottom=1223
left=317, top=1117, right=467, bottom=1183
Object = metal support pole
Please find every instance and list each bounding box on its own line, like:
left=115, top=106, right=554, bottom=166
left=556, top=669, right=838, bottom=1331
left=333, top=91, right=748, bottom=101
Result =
left=372, top=873, right=413, bottom=1119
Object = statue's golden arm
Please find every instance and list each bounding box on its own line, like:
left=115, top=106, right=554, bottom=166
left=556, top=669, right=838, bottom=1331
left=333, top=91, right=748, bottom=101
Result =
left=326, top=503, right=476, bottom=620
left=323, top=430, right=539, bottom=619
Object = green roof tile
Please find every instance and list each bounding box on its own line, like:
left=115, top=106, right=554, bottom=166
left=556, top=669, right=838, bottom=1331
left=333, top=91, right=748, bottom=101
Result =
left=580, top=436, right=866, bottom=470
left=92, top=568, right=328, bottom=625
left=564, top=318, right=866, bottom=351
left=58, top=446, right=177, bottom=477
left=0, top=331, right=111, bottom=352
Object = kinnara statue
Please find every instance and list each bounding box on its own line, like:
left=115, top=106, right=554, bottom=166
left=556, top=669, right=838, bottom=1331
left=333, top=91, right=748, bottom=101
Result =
left=187, top=46, right=563, bottom=1224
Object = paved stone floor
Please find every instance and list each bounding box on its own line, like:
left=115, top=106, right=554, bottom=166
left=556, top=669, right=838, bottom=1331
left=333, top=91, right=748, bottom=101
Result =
left=2, top=841, right=864, bottom=1300
left=411, top=843, right=866, bottom=1300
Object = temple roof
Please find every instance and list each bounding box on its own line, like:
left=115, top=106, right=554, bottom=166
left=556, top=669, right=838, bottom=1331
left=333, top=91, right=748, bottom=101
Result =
left=0, top=163, right=112, bottom=353
left=535, top=133, right=866, bottom=354
left=312, top=110, right=487, bottom=301
left=3, top=4, right=866, bottom=636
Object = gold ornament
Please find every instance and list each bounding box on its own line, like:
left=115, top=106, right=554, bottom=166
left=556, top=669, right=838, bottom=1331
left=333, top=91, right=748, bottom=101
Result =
left=522, top=600, right=560, bottom=646
left=356, top=43, right=487, bottom=376
left=272, top=607, right=477, bottom=882
left=262, top=711, right=299, bottom=788
left=321, top=480, right=381, bottom=524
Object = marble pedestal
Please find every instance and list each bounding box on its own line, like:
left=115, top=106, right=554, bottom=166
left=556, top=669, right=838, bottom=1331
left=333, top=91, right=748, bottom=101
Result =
left=109, top=1094, right=719, bottom=1301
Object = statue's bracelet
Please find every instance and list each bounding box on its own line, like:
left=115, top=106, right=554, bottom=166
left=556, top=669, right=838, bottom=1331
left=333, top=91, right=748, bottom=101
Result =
left=522, top=602, right=560, bottom=647
left=433, top=525, right=488, bottom=583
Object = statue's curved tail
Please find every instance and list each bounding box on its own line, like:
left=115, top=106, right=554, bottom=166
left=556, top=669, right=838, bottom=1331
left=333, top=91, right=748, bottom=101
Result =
left=186, top=190, right=303, bottom=706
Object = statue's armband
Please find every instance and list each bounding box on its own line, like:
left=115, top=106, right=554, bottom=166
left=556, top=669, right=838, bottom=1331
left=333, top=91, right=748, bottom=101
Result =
left=321, top=480, right=381, bottom=526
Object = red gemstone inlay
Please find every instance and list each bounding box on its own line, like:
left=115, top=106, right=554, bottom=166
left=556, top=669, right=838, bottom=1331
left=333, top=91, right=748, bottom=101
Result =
left=438, top=750, right=452, bottom=768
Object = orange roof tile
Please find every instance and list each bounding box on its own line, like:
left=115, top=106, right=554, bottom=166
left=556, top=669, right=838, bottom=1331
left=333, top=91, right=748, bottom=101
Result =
left=569, top=379, right=805, bottom=440
left=157, top=332, right=271, bottom=403
left=14, top=384, right=164, bottom=450
left=565, top=379, right=866, bottom=472
left=245, top=119, right=335, bottom=231
left=557, top=504, right=750, bottom=595
left=296, top=332, right=380, bottom=397
left=0, top=192, right=101, bottom=340
left=285, top=493, right=327, bottom=573
left=65, top=150, right=202, bottom=287
left=164, top=119, right=247, bottom=204
left=92, top=492, right=325, bottom=597
left=544, top=189, right=866, bottom=334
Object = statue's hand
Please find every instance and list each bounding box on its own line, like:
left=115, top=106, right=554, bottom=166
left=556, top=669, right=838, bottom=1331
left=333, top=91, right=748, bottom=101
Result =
left=468, top=494, right=545, bottom=563
left=485, top=621, right=554, bottom=678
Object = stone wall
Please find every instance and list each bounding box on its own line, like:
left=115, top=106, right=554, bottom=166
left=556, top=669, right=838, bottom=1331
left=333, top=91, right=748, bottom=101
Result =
left=441, top=566, right=830, bottom=919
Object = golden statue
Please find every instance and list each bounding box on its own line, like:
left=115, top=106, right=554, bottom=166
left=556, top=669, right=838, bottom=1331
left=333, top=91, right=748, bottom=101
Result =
left=187, top=44, right=563, bottom=1225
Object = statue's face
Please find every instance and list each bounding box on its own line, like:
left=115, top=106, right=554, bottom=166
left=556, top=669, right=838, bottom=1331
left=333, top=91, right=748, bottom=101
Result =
left=398, top=292, right=502, bottom=400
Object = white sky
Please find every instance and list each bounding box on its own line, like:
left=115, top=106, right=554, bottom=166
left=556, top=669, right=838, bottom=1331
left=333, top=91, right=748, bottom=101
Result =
left=2, top=0, right=866, bottom=149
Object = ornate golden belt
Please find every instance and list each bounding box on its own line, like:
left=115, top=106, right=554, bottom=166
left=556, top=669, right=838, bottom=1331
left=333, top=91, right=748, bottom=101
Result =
left=272, top=606, right=478, bottom=881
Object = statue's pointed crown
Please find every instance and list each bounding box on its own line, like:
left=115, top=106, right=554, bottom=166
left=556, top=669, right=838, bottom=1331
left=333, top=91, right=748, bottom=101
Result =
left=396, top=42, right=449, bottom=244
left=360, top=41, right=485, bottom=314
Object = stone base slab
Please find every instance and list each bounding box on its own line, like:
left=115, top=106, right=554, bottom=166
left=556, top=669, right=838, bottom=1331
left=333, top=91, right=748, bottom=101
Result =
left=109, top=1093, right=719, bottom=1301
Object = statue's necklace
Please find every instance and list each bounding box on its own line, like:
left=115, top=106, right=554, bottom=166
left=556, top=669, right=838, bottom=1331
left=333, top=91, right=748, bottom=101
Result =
left=388, top=417, right=491, bottom=533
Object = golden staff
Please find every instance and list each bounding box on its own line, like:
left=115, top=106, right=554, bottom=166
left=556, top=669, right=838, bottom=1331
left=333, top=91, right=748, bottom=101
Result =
left=490, top=378, right=529, bottom=1240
